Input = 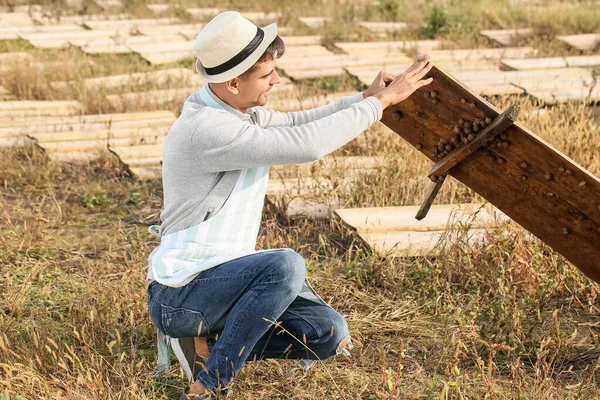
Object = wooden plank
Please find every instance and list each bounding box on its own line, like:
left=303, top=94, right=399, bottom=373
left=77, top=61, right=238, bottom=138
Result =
left=501, top=56, right=600, bottom=70
left=0, top=101, right=81, bottom=111
left=81, top=33, right=184, bottom=54
left=147, top=4, right=170, bottom=14
left=51, top=68, right=200, bottom=91
left=30, top=125, right=170, bottom=143
left=136, top=23, right=205, bottom=38
left=267, top=178, right=350, bottom=197
left=125, top=156, right=162, bottom=167
left=528, top=87, right=600, bottom=104
left=18, top=26, right=99, bottom=41
left=128, top=39, right=193, bottom=54
left=335, top=40, right=446, bottom=55
left=352, top=228, right=491, bottom=256
left=0, top=25, right=81, bottom=40
left=268, top=91, right=356, bottom=111
left=281, top=36, right=322, bottom=46
left=380, top=65, right=600, bottom=282
left=0, top=12, right=36, bottom=27
left=359, top=21, right=408, bottom=33
left=556, top=34, right=600, bottom=51
left=95, top=0, right=123, bottom=9
left=270, top=156, right=385, bottom=178
left=40, top=135, right=166, bottom=153
left=281, top=198, right=341, bottom=219
left=0, top=110, right=175, bottom=130
left=112, top=143, right=164, bottom=161
left=84, top=18, right=179, bottom=31
left=480, top=28, right=533, bottom=46
left=33, top=13, right=129, bottom=25
left=0, top=101, right=82, bottom=119
left=139, top=50, right=195, bottom=65
left=336, top=203, right=507, bottom=232
left=336, top=203, right=507, bottom=256
left=0, top=111, right=175, bottom=142
left=130, top=166, right=162, bottom=179
left=427, top=47, right=535, bottom=62
left=106, top=87, right=200, bottom=108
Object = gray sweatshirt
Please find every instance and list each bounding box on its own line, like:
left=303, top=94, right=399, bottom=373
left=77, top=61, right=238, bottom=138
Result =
left=157, top=85, right=383, bottom=236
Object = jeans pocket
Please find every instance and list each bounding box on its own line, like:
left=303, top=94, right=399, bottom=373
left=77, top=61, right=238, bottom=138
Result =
left=161, top=305, right=211, bottom=338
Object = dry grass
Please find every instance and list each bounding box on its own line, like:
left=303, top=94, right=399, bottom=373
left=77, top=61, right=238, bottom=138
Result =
left=2, top=0, right=600, bottom=398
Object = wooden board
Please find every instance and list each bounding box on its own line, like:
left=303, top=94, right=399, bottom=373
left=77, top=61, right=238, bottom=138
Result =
left=359, top=21, right=408, bottom=33
left=106, top=87, right=199, bottom=109
left=380, top=65, right=600, bottom=282
left=84, top=18, right=179, bottom=31
left=81, top=33, right=184, bottom=55
left=267, top=91, right=356, bottom=111
left=0, top=101, right=82, bottom=116
left=50, top=68, right=200, bottom=91
left=480, top=28, right=533, bottom=46
left=335, top=40, right=446, bottom=56
left=0, top=24, right=84, bottom=40
left=29, top=125, right=171, bottom=143
left=335, top=203, right=507, bottom=255
left=527, top=87, right=600, bottom=104
left=556, top=34, right=600, bottom=51
left=270, top=156, right=384, bottom=179
left=350, top=228, right=491, bottom=256
left=0, top=110, right=175, bottom=131
left=501, top=56, right=600, bottom=70
left=136, top=23, right=205, bottom=39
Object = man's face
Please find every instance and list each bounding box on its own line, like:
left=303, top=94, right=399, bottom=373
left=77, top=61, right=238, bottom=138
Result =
left=235, top=59, right=281, bottom=108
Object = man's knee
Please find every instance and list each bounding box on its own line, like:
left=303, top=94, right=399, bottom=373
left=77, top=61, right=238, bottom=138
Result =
left=269, top=249, right=306, bottom=291
left=328, top=311, right=351, bottom=355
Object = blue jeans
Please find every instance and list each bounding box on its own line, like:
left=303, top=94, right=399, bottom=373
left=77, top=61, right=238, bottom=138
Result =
left=147, top=249, right=351, bottom=393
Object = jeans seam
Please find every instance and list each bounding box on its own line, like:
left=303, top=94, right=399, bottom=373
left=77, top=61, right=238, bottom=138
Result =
left=200, top=277, right=289, bottom=390
left=148, top=283, right=166, bottom=309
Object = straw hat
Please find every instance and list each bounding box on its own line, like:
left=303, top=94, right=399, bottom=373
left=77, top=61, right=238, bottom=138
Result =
left=193, top=11, right=278, bottom=83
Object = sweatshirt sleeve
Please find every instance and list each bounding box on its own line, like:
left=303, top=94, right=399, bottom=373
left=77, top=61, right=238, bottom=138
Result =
left=251, top=92, right=366, bottom=128
left=191, top=96, right=383, bottom=173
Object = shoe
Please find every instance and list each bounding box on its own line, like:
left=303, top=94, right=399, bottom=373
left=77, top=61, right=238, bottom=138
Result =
left=171, top=337, right=203, bottom=384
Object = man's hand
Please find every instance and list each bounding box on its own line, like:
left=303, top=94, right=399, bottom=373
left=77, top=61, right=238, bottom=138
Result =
left=371, top=54, right=434, bottom=109
left=364, top=71, right=396, bottom=98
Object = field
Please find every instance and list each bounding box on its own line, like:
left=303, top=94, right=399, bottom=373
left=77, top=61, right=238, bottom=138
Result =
left=1, top=0, right=600, bottom=399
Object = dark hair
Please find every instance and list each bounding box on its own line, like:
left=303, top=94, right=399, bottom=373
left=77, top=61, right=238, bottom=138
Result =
left=239, top=35, right=285, bottom=79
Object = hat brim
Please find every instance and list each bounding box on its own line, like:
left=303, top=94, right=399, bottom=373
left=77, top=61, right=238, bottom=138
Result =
left=196, top=23, right=278, bottom=83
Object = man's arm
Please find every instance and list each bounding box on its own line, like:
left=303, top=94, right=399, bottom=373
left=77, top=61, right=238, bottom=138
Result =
left=252, top=69, right=405, bottom=128
left=191, top=97, right=383, bottom=173
left=252, top=92, right=366, bottom=128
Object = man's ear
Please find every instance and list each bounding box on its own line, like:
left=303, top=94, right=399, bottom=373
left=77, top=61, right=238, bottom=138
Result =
left=226, top=78, right=239, bottom=95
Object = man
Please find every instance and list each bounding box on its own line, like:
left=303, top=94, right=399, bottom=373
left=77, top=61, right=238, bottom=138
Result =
left=146, top=11, right=433, bottom=399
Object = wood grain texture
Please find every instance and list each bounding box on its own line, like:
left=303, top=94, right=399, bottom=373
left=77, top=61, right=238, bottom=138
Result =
left=381, top=65, right=600, bottom=283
